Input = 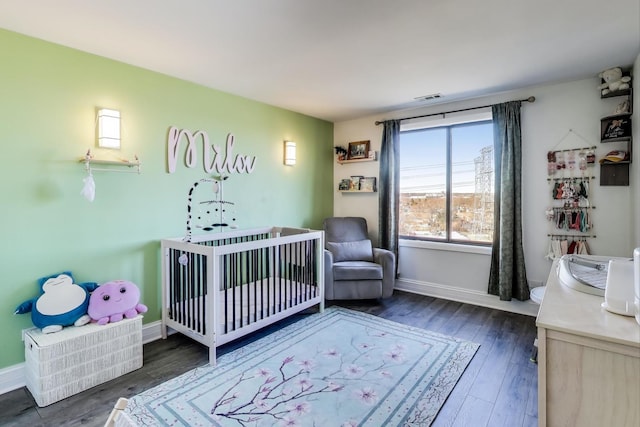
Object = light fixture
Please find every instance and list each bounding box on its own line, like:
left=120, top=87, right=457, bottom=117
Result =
left=97, top=108, right=121, bottom=149
left=284, top=141, right=296, bottom=166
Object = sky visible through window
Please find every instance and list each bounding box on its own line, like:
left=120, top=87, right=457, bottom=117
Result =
left=400, top=122, right=493, bottom=194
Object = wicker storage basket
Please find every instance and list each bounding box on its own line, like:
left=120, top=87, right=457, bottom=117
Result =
left=24, top=316, right=142, bottom=407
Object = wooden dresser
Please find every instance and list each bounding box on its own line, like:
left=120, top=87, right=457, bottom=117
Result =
left=536, top=260, right=640, bottom=427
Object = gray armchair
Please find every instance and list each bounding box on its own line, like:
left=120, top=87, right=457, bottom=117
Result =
left=323, top=217, right=396, bottom=300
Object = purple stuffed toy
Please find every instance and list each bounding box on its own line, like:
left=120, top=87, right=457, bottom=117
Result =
left=88, top=280, right=147, bottom=325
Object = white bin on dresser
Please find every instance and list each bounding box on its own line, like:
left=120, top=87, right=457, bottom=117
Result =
left=24, top=316, right=143, bottom=407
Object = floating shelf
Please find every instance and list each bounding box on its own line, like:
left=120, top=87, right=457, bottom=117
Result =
left=337, top=158, right=377, bottom=165
left=80, top=150, right=141, bottom=174
left=337, top=151, right=377, bottom=164
left=601, top=88, right=632, bottom=99
left=339, top=189, right=376, bottom=193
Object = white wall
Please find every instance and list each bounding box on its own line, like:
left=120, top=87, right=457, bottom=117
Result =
left=334, top=76, right=636, bottom=315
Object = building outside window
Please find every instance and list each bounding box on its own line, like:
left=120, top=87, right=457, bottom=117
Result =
left=399, top=113, right=494, bottom=244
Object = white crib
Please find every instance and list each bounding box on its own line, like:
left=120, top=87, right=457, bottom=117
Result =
left=160, top=227, right=324, bottom=365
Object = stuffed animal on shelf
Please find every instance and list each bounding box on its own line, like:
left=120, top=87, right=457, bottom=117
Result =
left=88, top=280, right=148, bottom=325
left=14, top=272, right=99, bottom=334
left=598, top=67, right=631, bottom=96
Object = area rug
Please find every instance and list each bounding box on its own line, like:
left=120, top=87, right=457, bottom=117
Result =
left=121, top=307, right=479, bottom=426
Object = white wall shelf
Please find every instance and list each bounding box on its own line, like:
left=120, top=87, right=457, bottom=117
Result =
left=337, top=157, right=376, bottom=165
left=80, top=150, right=141, bottom=174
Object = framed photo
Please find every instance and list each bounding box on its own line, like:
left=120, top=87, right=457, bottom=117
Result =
left=338, top=178, right=351, bottom=191
left=350, top=175, right=363, bottom=190
left=601, top=116, right=631, bottom=141
left=359, top=177, right=377, bottom=192
left=348, top=140, right=370, bottom=160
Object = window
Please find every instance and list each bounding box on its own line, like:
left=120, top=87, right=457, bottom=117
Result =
left=399, top=116, right=494, bottom=244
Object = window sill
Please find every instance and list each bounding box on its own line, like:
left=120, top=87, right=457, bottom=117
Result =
left=399, top=239, right=492, bottom=255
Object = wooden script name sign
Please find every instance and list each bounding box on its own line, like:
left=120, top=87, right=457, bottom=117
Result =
left=167, top=127, right=257, bottom=174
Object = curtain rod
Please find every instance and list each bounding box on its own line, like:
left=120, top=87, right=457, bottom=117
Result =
left=374, top=96, right=536, bottom=126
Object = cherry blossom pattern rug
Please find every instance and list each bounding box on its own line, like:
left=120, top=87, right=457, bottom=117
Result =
left=121, top=307, right=479, bottom=427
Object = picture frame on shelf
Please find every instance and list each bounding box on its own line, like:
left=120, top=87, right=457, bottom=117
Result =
left=601, top=116, right=631, bottom=141
left=360, top=177, right=377, bottom=192
left=338, top=179, right=351, bottom=191
left=350, top=175, right=363, bottom=190
left=347, top=140, right=370, bottom=160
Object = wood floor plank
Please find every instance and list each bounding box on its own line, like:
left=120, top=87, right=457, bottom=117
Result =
left=467, top=330, right=519, bottom=403
left=523, top=413, right=538, bottom=427
left=433, top=302, right=476, bottom=337
left=0, top=291, right=538, bottom=427
left=486, top=361, right=533, bottom=427
left=451, top=304, right=492, bottom=342
left=450, top=394, right=494, bottom=427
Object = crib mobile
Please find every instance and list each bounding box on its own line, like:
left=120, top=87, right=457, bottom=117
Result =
left=179, top=175, right=238, bottom=266
left=184, top=175, right=237, bottom=242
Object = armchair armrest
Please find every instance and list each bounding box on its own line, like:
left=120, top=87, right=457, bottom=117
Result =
left=373, top=248, right=396, bottom=298
left=323, top=249, right=335, bottom=300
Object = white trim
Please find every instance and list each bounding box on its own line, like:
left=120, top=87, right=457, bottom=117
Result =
left=0, top=363, right=26, bottom=396
left=399, top=239, right=492, bottom=255
left=395, top=278, right=539, bottom=317
left=0, top=320, right=168, bottom=397
left=142, top=320, right=164, bottom=344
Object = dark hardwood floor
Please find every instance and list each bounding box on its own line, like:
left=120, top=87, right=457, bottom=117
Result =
left=0, top=291, right=538, bottom=427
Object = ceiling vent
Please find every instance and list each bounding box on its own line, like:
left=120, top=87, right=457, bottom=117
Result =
left=414, top=93, right=442, bottom=101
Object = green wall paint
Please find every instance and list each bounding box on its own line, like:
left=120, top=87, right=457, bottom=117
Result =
left=0, top=29, right=334, bottom=369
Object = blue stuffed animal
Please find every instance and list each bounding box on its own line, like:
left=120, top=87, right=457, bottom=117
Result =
left=14, top=271, right=99, bottom=334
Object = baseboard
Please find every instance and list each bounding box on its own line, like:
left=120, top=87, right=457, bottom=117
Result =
left=395, top=278, right=539, bottom=317
left=0, top=320, right=165, bottom=397
left=142, top=320, right=163, bottom=344
left=0, top=363, right=26, bottom=396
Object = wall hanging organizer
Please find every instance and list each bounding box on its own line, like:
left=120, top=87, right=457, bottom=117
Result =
left=545, top=129, right=597, bottom=258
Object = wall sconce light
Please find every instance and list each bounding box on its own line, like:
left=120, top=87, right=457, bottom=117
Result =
left=97, top=108, right=121, bottom=149
left=284, top=141, right=296, bottom=166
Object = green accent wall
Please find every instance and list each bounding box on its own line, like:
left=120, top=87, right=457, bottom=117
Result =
left=0, top=29, right=334, bottom=369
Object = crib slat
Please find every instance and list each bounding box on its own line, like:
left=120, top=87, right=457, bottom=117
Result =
left=287, top=243, right=292, bottom=309
left=169, top=249, right=175, bottom=321
left=252, top=249, right=257, bottom=323
left=223, top=253, right=228, bottom=334
left=256, top=250, right=265, bottom=319
left=231, top=251, right=237, bottom=331
left=200, top=256, right=205, bottom=335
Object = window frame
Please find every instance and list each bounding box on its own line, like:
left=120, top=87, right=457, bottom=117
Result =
left=399, top=118, right=494, bottom=246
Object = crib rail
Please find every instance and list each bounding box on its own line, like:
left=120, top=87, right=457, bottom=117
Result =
left=161, top=227, right=324, bottom=361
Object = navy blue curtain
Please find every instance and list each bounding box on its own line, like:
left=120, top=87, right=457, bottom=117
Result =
left=488, top=101, right=529, bottom=301
left=379, top=120, right=401, bottom=260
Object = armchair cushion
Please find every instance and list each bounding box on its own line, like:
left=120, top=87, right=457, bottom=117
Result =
left=333, top=261, right=383, bottom=281
left=325, top=239, right=373, bottom=262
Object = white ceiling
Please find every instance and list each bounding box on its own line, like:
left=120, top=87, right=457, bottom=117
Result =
left=0, top=0, right=639, bottom=122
